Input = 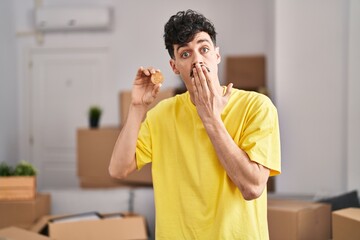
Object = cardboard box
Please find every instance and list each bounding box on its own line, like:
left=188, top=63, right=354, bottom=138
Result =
left=77, top=127, right=152, bottom=187
left=268, top=199, right=331, bottom=240
left=77, top=127, right=122, bottom=188
left=0, top=193, right=50, bottom=229
left=0, top=226, right=51, bottom=240
left=119, top=88, right=175, bottom=125
left=225, top=55, right=266, bottom=89
left=77, top=127, right=120, bottom=179
left=0, top=176, right=36, bottom=200
left=31, top=213, right=148, bottom=240
left=332, top=208, right=360, bottom=240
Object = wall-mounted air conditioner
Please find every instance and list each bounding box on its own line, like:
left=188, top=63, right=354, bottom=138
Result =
left=34, top=7, right=112, bottom=31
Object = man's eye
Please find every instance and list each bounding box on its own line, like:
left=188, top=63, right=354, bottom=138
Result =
left=181, top=51, right=190, bottom=58
left=201, top=47, right=209, bottom=53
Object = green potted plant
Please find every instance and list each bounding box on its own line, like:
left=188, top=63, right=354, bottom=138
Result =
left=0, top=162, right=13, bottom=176
left=0, top=161, right=37, bottom=200
left=88, top=105, right=102, bottom=128
left=13, top=160, right=37, bottom=176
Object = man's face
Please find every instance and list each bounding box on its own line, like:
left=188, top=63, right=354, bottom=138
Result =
left=170, top=32, right=221, bottom=90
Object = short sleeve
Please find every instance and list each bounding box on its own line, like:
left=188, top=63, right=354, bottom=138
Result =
left=135, top=119, right=153, bottom=170
left=240, top=96, right=281, bottom=176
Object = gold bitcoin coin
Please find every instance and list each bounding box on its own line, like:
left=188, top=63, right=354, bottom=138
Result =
left=151, top=72, right=164, bottom=84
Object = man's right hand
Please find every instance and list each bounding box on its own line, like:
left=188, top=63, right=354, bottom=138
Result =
left=109, top=66, right=162, bottom=179
left=132, top=67, right=162, bottom=107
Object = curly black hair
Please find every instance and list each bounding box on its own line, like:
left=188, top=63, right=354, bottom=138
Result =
left=164, top=9, right=217, bottom=59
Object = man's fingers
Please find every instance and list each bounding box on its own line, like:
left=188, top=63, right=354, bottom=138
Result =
left=152, top=83, right=162, bottom=97
left=194, top=64, right=211, bottom=97
left=225, top=83, right=233, bottom=98
left=142, top=66, right=154, bottom=75
left=202, top=65, right=216, bottom=95
left=142, top=83, right=161, bottom=106
left=136, top=66, right=145, bottom=78
left=195, top=64, right=207, bottom=89
left=191, top=77, right=199, bottom=101
left=193, top=69, right=204, bottom=96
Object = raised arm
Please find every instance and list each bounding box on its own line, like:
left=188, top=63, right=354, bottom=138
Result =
left=109, top=67, right=162, bottom=179
left=192, top=63, right=270, bottom=200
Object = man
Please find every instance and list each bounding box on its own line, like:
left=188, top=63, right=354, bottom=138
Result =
left=109, top=9, right=281, bottom=239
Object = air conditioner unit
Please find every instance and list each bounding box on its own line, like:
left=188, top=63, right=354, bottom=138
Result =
left=34, top=7, right=112, bottom=31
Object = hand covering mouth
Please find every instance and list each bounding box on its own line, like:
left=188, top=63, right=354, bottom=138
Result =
left=190, top=62, right=210, bottom=78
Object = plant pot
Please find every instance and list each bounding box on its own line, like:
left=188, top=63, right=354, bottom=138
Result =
left=89, top=117, right=100, bottom=128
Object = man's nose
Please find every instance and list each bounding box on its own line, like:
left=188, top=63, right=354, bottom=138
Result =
left=192, top=52, right=204, bottom=66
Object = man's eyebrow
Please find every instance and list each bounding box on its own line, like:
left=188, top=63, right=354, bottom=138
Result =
left=175, top=38, right=212, bottom=52
left=197, top=39, right=211, bottom=45
left=176, top=43, right=188, bottom=53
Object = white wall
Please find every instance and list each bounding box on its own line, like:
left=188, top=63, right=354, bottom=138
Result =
left=0, top=0, right=18, bottom=166
left=347, top=0, right=360, bottom=194
left=274, top=0, right=359, bottom=196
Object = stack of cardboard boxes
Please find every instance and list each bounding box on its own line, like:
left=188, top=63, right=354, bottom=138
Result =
left=0, top=161, right=52, bottom=238
left=0, top=176, right=51, bottom=239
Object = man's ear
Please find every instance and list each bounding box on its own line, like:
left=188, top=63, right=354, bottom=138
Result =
left=169, top=59, right=180, bottom=74
left=215, top=47, right=221, bottom=64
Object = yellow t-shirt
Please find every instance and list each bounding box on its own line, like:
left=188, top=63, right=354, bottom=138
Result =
left=136, top=89, right=281, bottom=240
